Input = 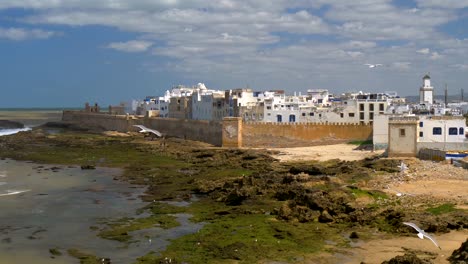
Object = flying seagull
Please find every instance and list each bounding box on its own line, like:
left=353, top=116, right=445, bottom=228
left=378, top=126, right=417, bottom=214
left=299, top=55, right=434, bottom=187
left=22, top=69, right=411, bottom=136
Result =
left=397, top=161, right=408, bottom=173
left=402, top=222, right=441, bottom=249
left=133, top=125, right=162, bottom=138
left=364, top=63, right=383, bottom=68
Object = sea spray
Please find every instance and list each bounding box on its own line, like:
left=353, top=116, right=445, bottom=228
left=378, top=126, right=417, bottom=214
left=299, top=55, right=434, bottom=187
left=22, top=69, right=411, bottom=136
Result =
left=0, top=127, right=31, bottom=137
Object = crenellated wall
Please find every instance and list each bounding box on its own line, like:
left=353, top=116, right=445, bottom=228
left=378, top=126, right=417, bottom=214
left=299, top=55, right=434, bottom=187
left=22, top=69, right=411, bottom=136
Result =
left=63, top=111, right=373, bottom=148
left=242, top=121, right=372, bottom=146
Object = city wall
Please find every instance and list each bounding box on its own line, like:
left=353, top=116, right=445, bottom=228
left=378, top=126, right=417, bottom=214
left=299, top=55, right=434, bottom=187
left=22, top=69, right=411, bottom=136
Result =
left=242, top=122, right=373, bottom=147
left=62, top=111, right=223, bottom=146
left=63, top=111, right=373, bottom=148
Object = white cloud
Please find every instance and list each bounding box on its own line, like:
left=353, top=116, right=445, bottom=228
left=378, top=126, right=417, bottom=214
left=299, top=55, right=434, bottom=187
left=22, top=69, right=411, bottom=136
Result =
left=417, top=48, right=430, bottom=54
left=106, top=40, right=153, bottom=52
left=414, top=0, right=468, bottom=9
left=0, top=1, right=467, bottom=95
left=430, top=51, right=443, bottom=60
left=0, top=27, right=57, bottom=41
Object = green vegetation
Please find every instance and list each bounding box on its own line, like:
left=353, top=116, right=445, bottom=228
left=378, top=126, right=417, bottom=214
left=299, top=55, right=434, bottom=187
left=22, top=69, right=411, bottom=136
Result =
left=348, top=187, right=388, bottom=200
left=426, top=203, right=457, bottom=215
left=97, top=215, right=180, bottom=242
left=137, top=213, right=344, bottom=263
left=347, top=140, right=373, bottom=146
left=67, top=249, right=103, bottom=264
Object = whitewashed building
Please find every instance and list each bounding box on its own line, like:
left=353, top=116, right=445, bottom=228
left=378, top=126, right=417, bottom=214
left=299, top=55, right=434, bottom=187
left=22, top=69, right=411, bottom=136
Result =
left=191, top=83, right=227, bottom=121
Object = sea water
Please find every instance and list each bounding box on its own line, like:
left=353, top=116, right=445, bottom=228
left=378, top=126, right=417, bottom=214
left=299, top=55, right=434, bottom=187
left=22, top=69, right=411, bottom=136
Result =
left=0, top=159, right=204, bottom=264
left=0, top=127, right=32, bottom=137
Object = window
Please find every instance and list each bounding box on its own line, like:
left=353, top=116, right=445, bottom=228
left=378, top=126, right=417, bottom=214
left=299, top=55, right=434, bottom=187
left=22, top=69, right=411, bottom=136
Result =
left=277, top=115, right=282, bottom=122
left=433, top=127, right=442, bottom=135
left=302, top=113, right=306, bottom=116
left=369, top=104, right=374, bottom=111
left=419, top=131, right=423, bottom=137
left=289, top=115, right=296, bottom=122
left=379, top=103, right=384, bottom=111
left=309, top=112, right=314, bottom=116
left=460, top=127, right=465, bottom=135
left=267, top=106, right=271, bottom=110
left=369, top=112, right=374, bottom=120
left=340, top=113, right=344, bottom=118
left=449, top=127, right=458, bottom=135
left=400, top=129, right=406, bottom=136
left=419, top=122, right=423, bottom=127
left=349, top=113, right=355, bottom=117
left=359, top=104, right=364, bottom=111
left=359, top=112, right=365, bottom=120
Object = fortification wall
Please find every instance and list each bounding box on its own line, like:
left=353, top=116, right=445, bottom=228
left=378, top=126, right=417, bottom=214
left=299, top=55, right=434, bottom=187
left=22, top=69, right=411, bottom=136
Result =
left=143, top=117, right=222, bottom=146
left=62, top=111, right=223, bottom=146
left=243, top=122, right=372, bottom=146
left=62, top=111, right=139, bottom=131
left=63, top=111, right=375, bottom=148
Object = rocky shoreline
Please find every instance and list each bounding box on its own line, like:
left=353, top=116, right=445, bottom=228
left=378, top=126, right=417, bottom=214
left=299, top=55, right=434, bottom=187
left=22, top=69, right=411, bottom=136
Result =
left=0, top=126, right=466, bottom=263
left=0, top=120, right=24, bottom=129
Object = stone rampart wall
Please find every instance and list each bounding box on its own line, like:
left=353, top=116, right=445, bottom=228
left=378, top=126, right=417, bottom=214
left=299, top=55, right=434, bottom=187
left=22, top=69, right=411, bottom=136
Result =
left=143, top=117, right=222, bottom=146
left=62, top=111, right=222, bottom=146
left=63, top=111, right=375, bottom=148
left=243, top=122, right=372, bottom=144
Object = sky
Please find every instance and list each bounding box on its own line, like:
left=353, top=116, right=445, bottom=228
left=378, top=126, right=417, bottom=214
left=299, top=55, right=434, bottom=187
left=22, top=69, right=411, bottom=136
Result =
left=1, top=0, right=468, bottom=107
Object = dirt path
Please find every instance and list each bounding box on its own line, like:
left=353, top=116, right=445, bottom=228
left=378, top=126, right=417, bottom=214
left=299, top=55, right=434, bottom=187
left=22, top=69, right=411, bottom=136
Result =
left=269, top=144, right=384, bottom=162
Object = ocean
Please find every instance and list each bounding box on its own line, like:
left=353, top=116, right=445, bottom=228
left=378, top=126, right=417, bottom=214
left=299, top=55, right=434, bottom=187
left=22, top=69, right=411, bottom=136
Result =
left=0, top=108, right=64, bottom=136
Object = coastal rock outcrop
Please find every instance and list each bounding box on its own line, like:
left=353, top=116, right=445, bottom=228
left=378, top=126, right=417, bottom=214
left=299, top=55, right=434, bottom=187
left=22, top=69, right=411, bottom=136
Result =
left=449, top=238, right=468, bottom=263
left=381, top=252, right=432, bottom=264
left=0, top=120, right=24, bottom=129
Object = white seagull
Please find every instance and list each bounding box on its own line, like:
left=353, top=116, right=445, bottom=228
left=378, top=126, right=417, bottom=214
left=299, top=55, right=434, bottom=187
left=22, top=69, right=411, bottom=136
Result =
left=133, top=125, right=162, bottom=138
left=402, top=222, right=441, bottom=249
left=397, top=161, right=408, bottom=173
left=364, top=63, right=383, bottom=68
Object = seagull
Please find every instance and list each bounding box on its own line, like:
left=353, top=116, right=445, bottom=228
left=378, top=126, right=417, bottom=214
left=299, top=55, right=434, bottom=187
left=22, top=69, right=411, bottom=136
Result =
left=397, top=161, right=408, bottom=173
left=364, top=63, right=383, bottom=68
left=133, top=125, right=162, bottom=138
left=402, top=222, right=441, bottom=249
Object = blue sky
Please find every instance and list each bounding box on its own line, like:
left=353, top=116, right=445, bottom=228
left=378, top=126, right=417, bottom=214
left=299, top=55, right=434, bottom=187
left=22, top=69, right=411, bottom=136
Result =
left=1, top=0, right=468, bottom=107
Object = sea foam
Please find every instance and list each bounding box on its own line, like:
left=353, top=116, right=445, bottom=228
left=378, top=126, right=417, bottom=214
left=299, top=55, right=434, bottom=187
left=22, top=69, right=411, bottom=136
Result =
left=0, top=189, right=31, bottom=197
left=0, top=127, right=31, bottom=137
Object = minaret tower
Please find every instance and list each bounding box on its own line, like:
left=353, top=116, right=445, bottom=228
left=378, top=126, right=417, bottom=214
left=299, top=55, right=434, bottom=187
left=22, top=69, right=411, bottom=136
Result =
left=419, top=74, right=434, bottom=105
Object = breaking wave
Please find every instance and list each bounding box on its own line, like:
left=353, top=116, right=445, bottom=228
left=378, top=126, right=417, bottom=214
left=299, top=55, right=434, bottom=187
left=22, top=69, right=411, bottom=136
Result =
left=0, top=189, right=31, bottom=197
left=0, top=127, right=31, bottom=137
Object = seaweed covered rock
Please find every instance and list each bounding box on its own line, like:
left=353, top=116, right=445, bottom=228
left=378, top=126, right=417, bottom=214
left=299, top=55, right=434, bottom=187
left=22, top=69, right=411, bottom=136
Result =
left=449, top=238, right=468, bottom=264
left=381, top=252, right=432, bottom=264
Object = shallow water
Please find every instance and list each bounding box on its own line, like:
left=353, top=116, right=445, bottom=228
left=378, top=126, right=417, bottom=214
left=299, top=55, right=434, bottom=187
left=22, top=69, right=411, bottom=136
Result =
left=0, top=159, right=203, bottom=263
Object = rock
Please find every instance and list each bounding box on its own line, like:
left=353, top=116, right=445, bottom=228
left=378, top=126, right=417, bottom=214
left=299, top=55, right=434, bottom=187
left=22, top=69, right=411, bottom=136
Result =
left=350, top=231, right=359, bottom=239
left=319, top=210, right=334, bottom=223
left=0, top=120, right=24, bottom=129
left=224, top=189, right=248, bottom=206
left=448, top=238, right=468, bottom=264
left=381, top=252, right=432, bottom=264
left=80, top=165, right=96, bottom=170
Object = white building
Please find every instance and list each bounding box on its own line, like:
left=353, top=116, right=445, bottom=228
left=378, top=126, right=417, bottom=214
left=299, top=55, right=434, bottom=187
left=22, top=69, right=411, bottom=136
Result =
left=191, top=84, right=227, bottom=121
